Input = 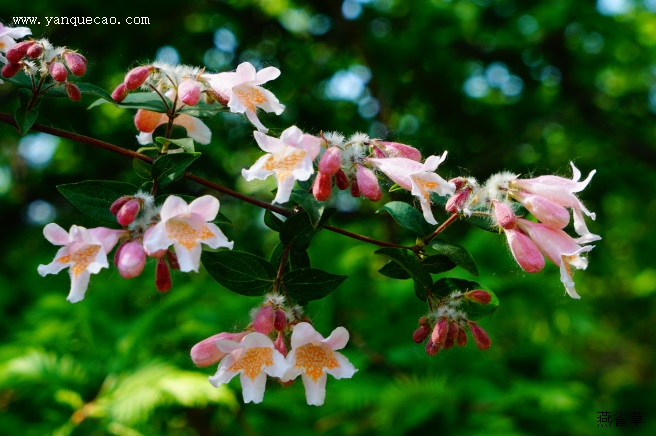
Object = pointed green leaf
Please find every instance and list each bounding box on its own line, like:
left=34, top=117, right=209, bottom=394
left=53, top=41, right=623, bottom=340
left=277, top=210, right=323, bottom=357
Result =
left=377, top=201, right=434, bottom=236
left=291, top=190, right=325, bottom=228
left=430, top=278, right=499, bottom=320
left=178, top=102, right=226, bottom=119
left=280, top=209, right=334, bottom=252
left=202, top=251, right=276, bottom=296
left=76, top=82, right=114, bottom=101
left=378, top=261, right=411, bottom=280
left=375, top=248, right=432, bottom=300
left=423, top=255, right=457, bottom=274
left=132, top=158, right=152, bottom=179
left=155, top=137, right=195, bottom=153
left=264, top=210, right=284, bottom=232
left=57, top=180, right=139, bottom=225
left=282, top=268, right=347, bottom=301
left=88, top=92, right=172, bottom=112
left=151, top=152, right=201, bottom=187
left=17, top=88, right=32, bottom=108
left=14, top=106, right=38, bottom=134
left=429, top=239, right=479, bottom=276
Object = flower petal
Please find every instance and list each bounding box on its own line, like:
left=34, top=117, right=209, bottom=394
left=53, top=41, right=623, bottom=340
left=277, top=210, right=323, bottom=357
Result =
left=160, top=196, right=190, bottom=222
left=290, top=322, right=324, bottom=349
left=174, top=114, right=211, bottom=145
left=188, top=195, right=220, bottom=221
left=173, top=241, right=202, bottom=272
left=323, top=326, right=350, bottom=351
left=67, top=269, right=91, bottom=303
left=240, top=372, right=268, bottom=404
left=43, top=223, right=70, bottom=245
left=326, top=352, right=358, bottom=379
left=301, top=373, right=327, bottom=406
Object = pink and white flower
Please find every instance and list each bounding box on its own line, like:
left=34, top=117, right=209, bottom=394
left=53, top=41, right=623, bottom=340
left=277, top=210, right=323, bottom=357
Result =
left=204, top=62, right=285, bottom=132
left=143, top=195, right=233, bottom=272
left=369, top=151, right=456, bottom=224
left=282, top=322, right=357, bottom=406
left=134, top=108, right=211, bottom=146
left=242, top=125, right=321, bottom=204
left=209, top=332, right=288, bottom=404
left=0, top=23, right=32, bottom=61
left=38, top=224, right=124, bottom=303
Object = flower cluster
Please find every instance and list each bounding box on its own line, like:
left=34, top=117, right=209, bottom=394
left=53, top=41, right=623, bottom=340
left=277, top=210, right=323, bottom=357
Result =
left=39, top=194, right=233, bottom=301
left=191, top=294, right=357, bottom=406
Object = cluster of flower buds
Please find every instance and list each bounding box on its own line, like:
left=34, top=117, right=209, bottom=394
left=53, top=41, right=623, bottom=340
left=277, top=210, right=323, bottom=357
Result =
left=191, top=294, right=357, bottom=405
left=39, top=194, right=233, bottom=301
left=0, top=28, right=87, bottom=102
left=413, top=290, right=493, bottom=355
left=485, top=163, right=599, bottom=298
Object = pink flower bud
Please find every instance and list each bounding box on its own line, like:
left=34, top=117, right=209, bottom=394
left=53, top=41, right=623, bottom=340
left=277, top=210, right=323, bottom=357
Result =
left=190, top=332, right=248, bottom=367
left=448, top=177, right=467, bottom=191
left=26, top=44, right=43, bottom=59
left=413, top=325, right=431, bottom=343
left=64, top=52, right=86, bottom=76
left=505, top=227, right=545, bottom=273
left=372, top=146, right=386, bottom=158
left=350, top=179, right=360, bottom=197
left=115, top=241, right=146, bottom=279
left=124, top=66, right=151, bottom=90
left=319, top=147, right=342, bottom=175
left=456, top=326, right=468, bottom=347
left=445, top=186, right=472, bottom=213
left=178, top=78, right=201, bottom=106
left=356, top=164, right=382, bottom=202
left=1, top=62, right=22, bottom=78
left=379, top=141, right=422, bottom=161
left=418, top=316, right=430, bottom=326
left=155, top=257, right=172, bottom=292
left=65, top=82, right=81, bottom=102
left=167, top=251, right=180, bottom=270
left=253, top=305, right=275, bottom=334
left=444, top=321, right=459, bottom=350
left=469, top=322, right=491, bottom=350
left=425, top=339, right=440, bottom=356
left=466, top=290, right=492, bottom=305
left=274, top=332, right=287, bottom=357
left=134, top=109, right=162, bottom=133
left=6, top=40, right=35, bottom=64
left=49, top=62, right=68, bottom=83
left=492, top=200, right=517, bottom=230
left=116, top=199, right=141, bottom=226
left=205, top=89, right=230, bottom=106
left=274, top=308, right=287, bottom=332
left=511, top=191, right=570, bottom=229
left=111, top=83, right=129, bottom=103
left=431, top=317, right=449, bottom=346
left=312, top=173, right=333, bottom=201
left=335, top=169, right=349, bottom=190
left=110, top=196, right=131, bottom=215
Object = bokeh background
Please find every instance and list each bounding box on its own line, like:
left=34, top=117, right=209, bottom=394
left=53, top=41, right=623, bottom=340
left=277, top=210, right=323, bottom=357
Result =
left=1, top=0, right=655, bottom=434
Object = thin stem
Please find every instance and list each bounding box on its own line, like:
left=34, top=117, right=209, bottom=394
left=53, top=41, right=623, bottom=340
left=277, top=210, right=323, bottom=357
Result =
left=27, top=76, right=46, bottom=111
left=421, top=213, right=460, bottom=246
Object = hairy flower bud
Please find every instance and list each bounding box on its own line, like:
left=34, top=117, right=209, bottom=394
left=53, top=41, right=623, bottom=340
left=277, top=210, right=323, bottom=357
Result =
left=65, top=82, right=81, bottom=102
left=115, top=241, right=146, bottom=279
left=155, top=257, right=172, bottom=292
left=274, top=332, right=288, bottom=357
left=312, top=173, right=333, bottom=201
left=111, top=83, right=129, bottom=103
left=274, top=308, right=287, bottom=332
left=124, top=65, right=151, bottom=90
left=431, top=317, right=449, bottom=347
left=1, top=62, right=22, bottom=78
left=466, top=290, right=492, bottom=305
left=116, top=199, right=141, bottom=226
left=469, top=322, right=491, bottom=350
left=356, top=164, right=382, bottom=201
left=448, top=177, right=467, bottom=191
left=64, top=52, right=86, bottom=76
left=425, top=339, right=441, bottom=356
left=335, top=169, right=349, bottom=190
left=6, top=40, right=35, bottom=63
left=413, top=325, right=431, bottom=343
left=492, top=200, right=517, bottom=230
left=26, top=43, right=43, bottom=59
left=319, top=147, right=342, bottom=175
left=49, top=62, right=68, bottom=82
left=379, top=141, right=422, bottom=161
left=253, top=305, right=275, bottom=335
left=445, top=186, right=472, bottom=214
left=178, top=78, right=201, bottom=106
left=190, top=332, right=248, bottom=367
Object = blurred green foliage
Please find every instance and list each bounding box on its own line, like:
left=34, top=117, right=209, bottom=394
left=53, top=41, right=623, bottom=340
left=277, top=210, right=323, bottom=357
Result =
left=1, top=0, right=655, bottom=434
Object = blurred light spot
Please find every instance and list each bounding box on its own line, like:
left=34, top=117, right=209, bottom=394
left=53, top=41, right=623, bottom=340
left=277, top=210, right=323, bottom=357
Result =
left=522, top=48, right=543, bottom=67
left=370, top=17, right=391, bottom=38
left=463, top=76, right=489, bottom=98
left=645, top=0, right=656, bottom=12
left=647, top=85, right=656, bottom=113
left=213, top=28, right=238, bottom=52
left=204, top=48, right=234, bottom=69
left=358, top=96, right=380, bottom=118
left=18, top=133, right=58, bottom=168
left=309, top=14, right=332, bottom=35
left=565, top=22, right=585, bottom=42
left=335, top=189, right=359, bottom=212
left=472, top=0, right=492, bottom=6
left=517, top=15, right=539, bottom=35
left=501, top=75, right=524, bottom=97
left=369, top=121, right=388, bottom=138
left=485, top=62, right=510, bottom=88
left=280, top=9, right=311, bottom=33
left=398, top=114, right=419, bottom=135
left=26, top=199, right=57, bottom=226
left=325, top=65, right=371, bottom=101
left=342, top=0, right=363, bottom=20
left=156, top=46, right=180, bottom=64
left=0, top=166, right=11, bottom=195
left=596, top=0, right=633, bottom=15
left=350, top=65, right=372, bottom=83
left=583, top=32, right=604, bottom=54
left=239, top=50, right=262, bottom=69
left=540, top=66, right=562, bottom=87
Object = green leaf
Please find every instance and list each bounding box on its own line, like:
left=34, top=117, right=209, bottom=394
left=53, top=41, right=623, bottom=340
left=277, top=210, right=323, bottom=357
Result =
left=282, top=268, right=347, bottom=301
left=151, top=152, right=200, bottom=187
left=375, top=248, right=432, bottom=300
left=378, top=261, right=411, bottom=280
left=290, top=190, right=325, bottom=228
left=1, top=70, right=32, bottom=88
left=264, top=210, right=284, bottom=232
left=14, top=106, right=38, bottom=134
left=17, top=88, right=32, bottom=108
left=279, top=209, right=334, bottom=252
left=377, top=201, right=435, bottom=236
left=57, top=180, right=138, bottom=225
left=178, top=102, right=226, bottom=119
left=270, top=243, right=311, bottom=274
left=423, top=255, right=457, bottom=274
left=430, top=278, right=499, bottom=320
left=429, top=239, right=479, bottom=276
left=201, top=251, right=276, bottom=296
left=76, top=82, right=114, bottom=101
left=132, top=159, right=152, bottom=179
left=155, top=137, right=195, bottom=153
left=88, top=92, right=172, bottom=112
